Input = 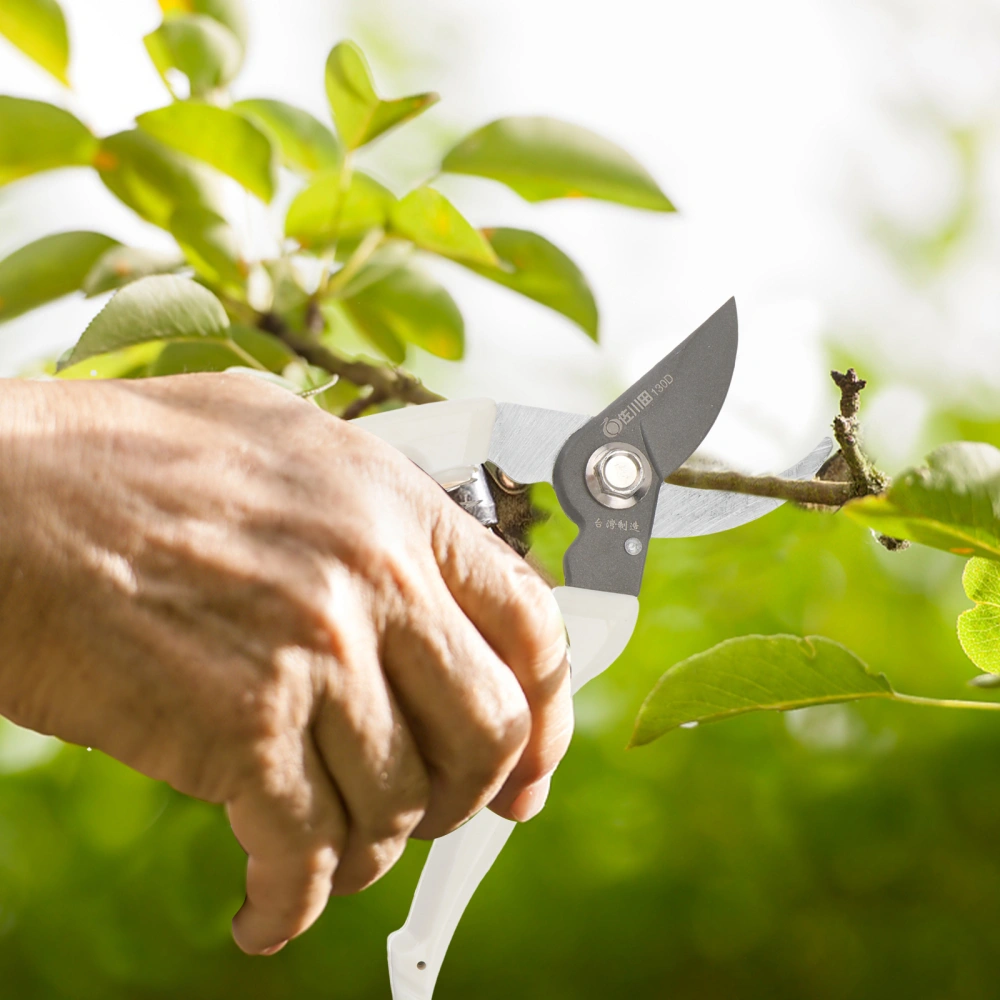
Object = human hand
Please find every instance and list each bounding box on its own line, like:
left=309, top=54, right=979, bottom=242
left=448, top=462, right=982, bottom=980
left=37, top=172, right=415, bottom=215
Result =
left=0, top=373, right=571, bottom=955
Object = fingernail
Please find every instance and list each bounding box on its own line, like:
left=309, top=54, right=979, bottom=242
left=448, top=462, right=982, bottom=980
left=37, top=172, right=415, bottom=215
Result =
left=259, top=940, right=288, bottom=957
left=509, top=774, right=552, bottom=823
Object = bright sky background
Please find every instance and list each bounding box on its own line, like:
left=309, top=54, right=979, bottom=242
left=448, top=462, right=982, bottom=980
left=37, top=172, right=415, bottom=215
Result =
left=1, top=0, right=998, bottom=472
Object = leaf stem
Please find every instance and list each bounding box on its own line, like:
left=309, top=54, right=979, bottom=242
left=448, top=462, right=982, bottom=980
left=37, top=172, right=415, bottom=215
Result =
left=326, top=152, right=355, bottom=266
left=891, top=692, right=1000, bottom=712
left=225, top=338, right=268, bottom=371
left=325, top=227, right=385, bottom=297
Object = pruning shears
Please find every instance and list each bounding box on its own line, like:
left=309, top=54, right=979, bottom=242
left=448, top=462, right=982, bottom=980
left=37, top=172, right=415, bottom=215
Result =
left=357, top=298, right=831, bottom=999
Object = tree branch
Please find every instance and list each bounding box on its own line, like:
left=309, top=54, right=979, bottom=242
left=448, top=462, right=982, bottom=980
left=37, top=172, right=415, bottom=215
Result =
left=664, top=467, right=854, bottom=506
left=341, top=387, right=389, bottom=420
left=258, top=313, right=444, bottom=408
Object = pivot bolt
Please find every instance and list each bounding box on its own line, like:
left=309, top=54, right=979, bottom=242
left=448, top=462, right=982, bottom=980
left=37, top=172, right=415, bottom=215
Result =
left=600, top=451, right=642, bottom=494
left=585, top=442, right=653, bottom=509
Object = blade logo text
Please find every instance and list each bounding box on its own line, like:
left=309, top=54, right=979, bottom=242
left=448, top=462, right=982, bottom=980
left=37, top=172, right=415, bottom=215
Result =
left=603, top=375, right=673, bottom=437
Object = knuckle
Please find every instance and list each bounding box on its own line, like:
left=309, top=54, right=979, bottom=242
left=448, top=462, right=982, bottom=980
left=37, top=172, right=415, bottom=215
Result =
left=504, top=567, right=565, bottom=643
left=240, top=686, right=295, bottom=750
left=452, top=696, right=531, bottom=791
left=351, top=532, right=424, bottom=609
left=262, top=849, right=339, bottom=921
left=492, top=698, right=533, bottom=758
left=232, top=647, right=316, bottom=750
left=502, top=582, right=569, bottom=693
left=359, top=780, right=430, bottom=844
left=298, top=843, right=341, bottom=885
left=525, top=719, right=574, bottom=783
left=367, top=807, right=423, bottom=844
left=333, top=834, right=408, bottom=896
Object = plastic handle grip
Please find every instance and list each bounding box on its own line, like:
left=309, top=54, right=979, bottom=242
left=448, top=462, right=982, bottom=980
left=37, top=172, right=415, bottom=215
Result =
left=354, top=398, right=497, bottom=485
left=387, top=586, right=639, bottom=1000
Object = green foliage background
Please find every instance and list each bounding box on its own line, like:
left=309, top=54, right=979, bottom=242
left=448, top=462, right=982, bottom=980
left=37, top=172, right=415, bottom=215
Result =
left=3, top=2, right=1000, bottom=999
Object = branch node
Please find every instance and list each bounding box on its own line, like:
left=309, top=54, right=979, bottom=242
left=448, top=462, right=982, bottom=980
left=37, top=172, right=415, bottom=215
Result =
left=831, top=367, right=867, bottom=419
left=258, top=312, right=444, bottom=411
left=829, top=369, right=888, bottom=500
left=876, top=534, right=911, bottom=552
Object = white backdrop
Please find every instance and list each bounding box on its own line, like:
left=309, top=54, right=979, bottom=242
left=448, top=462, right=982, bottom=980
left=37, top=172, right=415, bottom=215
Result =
left=1, top=0, right=998, bottom=472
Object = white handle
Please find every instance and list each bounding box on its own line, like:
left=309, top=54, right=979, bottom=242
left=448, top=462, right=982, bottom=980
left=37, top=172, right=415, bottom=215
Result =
left=557, top=586, right=640, bottom=695
left=354, top=398, right=496, bottom=485
left=387, top=587, right=639, bottom=1000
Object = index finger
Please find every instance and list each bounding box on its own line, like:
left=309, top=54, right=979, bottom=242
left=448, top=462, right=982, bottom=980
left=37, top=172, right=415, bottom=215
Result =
left=432, top=507, right=572, bottom=822
left=227, top=737, right=347, bottom=955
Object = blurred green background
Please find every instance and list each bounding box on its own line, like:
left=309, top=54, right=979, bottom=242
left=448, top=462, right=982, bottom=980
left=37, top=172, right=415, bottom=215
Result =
left=5, top=0, right=1000, bottom=997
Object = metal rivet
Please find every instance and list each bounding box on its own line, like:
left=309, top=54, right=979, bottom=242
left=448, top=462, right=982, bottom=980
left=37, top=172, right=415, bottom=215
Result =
left=624, top=537, right=643, bottom=556
left=417, top=961, right=427, bottom=970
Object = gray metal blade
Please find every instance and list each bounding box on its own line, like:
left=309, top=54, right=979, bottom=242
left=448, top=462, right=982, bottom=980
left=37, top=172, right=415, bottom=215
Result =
left=619, top=296, right=739, bottom=479
left=488, top=403, right=588, bottom=485
left=652, top=437, right=834, bottom=538
left=553, top=298, right=740, bottom=595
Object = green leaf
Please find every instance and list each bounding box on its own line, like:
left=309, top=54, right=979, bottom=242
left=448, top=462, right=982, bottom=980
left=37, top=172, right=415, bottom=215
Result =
left=342, top=264, right=463, bottom=361
left=0, top=96, right=97, bottom=186
left=148, top=323, right=293, bottom=376
left=324, top=40, right=438, bottom=150
left=442, top=116, right=675, bottom=211
left=168, top=204, right=245, bottom=291
left=137, top=102, right=277, bottom=202
left=630, top=635, right=893, bottom=747
left=328, top=300, right=403, bottom=364
left=233, top=99, right=341, bottom=176
left=958, top=558, right=1000, bottom=674
left=464, top=227, right=598, bottom=339
left=95, top=129, right=223, bottom=229
left=262, top=256, right=310, bottom=316
left=845, top=443, right=1000, bottom=560
left=82, top=245, right=186, bottom=297
left=388, top=187, right=497, bottom=266
left=56, top=341, right=166, bottom=380
left=159, top=0, right=248, bottom=49
left=149, top=340, right=242, bottom=375
left=0, top=0, right=70, bottom=84
left=144, top=14, right=243, bottom=100
left=65, top=274, right=229, bottom=367
left=0, top=232, right=120, bottom=323
left=230, top=324, right=296, bottom=372
left=284, top=169, right=395, bottom=250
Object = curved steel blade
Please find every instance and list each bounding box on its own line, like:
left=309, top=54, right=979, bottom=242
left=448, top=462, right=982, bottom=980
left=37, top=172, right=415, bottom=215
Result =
left=487, top=403, right=588, bottom=485
left=652, top=437, right=834, bottom=538
left=632, top=296, right=739, bottom=478
left=553, top=298, right=740, bottom=595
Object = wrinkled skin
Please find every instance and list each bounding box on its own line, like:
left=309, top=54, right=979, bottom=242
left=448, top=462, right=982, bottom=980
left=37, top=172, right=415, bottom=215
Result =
left=0, top=374, right=572, bottom=956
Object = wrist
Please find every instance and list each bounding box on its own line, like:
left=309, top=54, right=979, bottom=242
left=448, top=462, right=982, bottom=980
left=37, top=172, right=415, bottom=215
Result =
left=0, top=380, right=70, bottom=723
